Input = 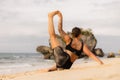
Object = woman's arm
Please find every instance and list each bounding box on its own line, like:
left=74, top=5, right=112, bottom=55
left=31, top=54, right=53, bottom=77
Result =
left=83, top=44, right=104, bottom=64
left=57, top=12, right=65, bottom=37
left=39, top=64, right=57, bottom=72
left=57, top=11, right=71, bottom=44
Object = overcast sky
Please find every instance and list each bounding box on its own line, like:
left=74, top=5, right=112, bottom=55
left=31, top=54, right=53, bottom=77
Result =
left=0, top=0, right=120, bottom=53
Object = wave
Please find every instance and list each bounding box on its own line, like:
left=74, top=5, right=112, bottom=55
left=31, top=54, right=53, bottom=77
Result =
left=0, top=63, right=32, bottom=68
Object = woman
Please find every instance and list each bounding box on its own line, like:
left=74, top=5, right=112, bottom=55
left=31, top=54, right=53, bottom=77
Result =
left=47, top=10, right=103, bottom=71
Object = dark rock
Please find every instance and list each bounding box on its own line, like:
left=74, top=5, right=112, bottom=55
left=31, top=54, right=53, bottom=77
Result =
left=36, top=45, right=53, bottom=59
left=107, top=52, right=115, bottom=58
left=93, top=48, right=104, bottom=57
left=81, top=34, right=97, bottom=51
left=36, top=28, right=105, bottom=59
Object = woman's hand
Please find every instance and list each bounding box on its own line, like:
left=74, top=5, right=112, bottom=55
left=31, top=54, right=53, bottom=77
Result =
left=99, top=61, right=104, bottom=65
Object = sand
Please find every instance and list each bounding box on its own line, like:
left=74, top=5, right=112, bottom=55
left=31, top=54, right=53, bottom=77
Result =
left=1, top=58, right=120, bottom=80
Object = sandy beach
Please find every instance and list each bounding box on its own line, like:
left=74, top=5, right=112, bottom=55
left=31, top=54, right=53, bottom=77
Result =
left=1, top=58, right=120, bottom=80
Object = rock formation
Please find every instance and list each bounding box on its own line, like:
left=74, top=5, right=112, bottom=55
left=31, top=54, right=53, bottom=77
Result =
left=107, top=52, right=115, bottom=58
left=93, top=48, right=104, bottom=57
left=36, top=46, right=53, bottom=59
left=36, top=28, right=104, bottom=59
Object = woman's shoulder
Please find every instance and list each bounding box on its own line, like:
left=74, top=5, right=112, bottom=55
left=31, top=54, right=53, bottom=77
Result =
left=64, top=35, right=72, bottom=44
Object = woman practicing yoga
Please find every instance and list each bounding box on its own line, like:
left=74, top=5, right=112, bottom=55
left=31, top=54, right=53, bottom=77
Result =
left=47, top=10, right=103, bottom=71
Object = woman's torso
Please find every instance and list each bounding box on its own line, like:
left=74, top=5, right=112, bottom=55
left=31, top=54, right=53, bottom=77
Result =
left=65, top=38, right=83, bottom=62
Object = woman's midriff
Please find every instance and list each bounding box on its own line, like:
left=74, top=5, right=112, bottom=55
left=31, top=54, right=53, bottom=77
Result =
left=64, top=50, right=78, bottom=62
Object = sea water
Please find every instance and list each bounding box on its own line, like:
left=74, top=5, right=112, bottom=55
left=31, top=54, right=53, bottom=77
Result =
left=0, top=53, right=86, bottom=75
left=0, top=53, right=54, bottom=75
left=0, top=53, right=106, bottom=75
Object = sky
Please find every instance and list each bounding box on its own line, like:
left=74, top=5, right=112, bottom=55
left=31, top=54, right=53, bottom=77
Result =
left=0, top=0, right=120, bottom=53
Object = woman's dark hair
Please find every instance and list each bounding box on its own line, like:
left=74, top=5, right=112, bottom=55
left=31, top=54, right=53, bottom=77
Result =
left=72, top=27, right=81, bottom=38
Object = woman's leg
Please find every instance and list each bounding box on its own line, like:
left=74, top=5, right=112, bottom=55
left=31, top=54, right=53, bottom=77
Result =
left=48, top=11, right=60, bottom=49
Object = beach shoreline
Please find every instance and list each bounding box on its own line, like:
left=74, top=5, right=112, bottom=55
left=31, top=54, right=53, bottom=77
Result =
left=1, top=58, right=120, bottom=80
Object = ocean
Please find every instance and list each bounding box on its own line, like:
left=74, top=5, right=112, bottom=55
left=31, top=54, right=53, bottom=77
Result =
left=0, top=53, right=111, bottom=75
left=0, top=53, right=54, bottom=75
left=0, top=53, right=90, bottom=75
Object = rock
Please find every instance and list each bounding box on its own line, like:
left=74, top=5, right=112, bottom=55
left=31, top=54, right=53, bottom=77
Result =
left=36, top=45, right=53, bottom=59
left=36, top=28, right=105, bottom=59
left=81, top=28, right=97, bottom=51
left=93, top=48, right=104, bottom=57
left=107, top=52, right=115, bottom=58
left=81, top=34, right=97, bottom=51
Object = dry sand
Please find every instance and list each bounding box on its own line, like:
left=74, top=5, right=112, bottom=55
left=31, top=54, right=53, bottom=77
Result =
left=1, top=58, right=120, bottom=80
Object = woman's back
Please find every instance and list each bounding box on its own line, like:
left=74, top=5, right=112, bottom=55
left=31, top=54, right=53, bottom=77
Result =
left=65, top=38, right=83, bottom=57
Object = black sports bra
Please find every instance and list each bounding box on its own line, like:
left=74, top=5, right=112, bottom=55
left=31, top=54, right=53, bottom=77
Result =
left=65, top=39, right=83, bottom=57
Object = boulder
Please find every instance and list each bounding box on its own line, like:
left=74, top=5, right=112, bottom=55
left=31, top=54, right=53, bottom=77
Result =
left=81, top=33, right=97, bottom=51
left=107, top=52, right=115, bottom=58
left=93, top=48, right=104, bottom=57
left=36, top=28, right=104, bottom=59
left=36, top=45, right=53, bottom=59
